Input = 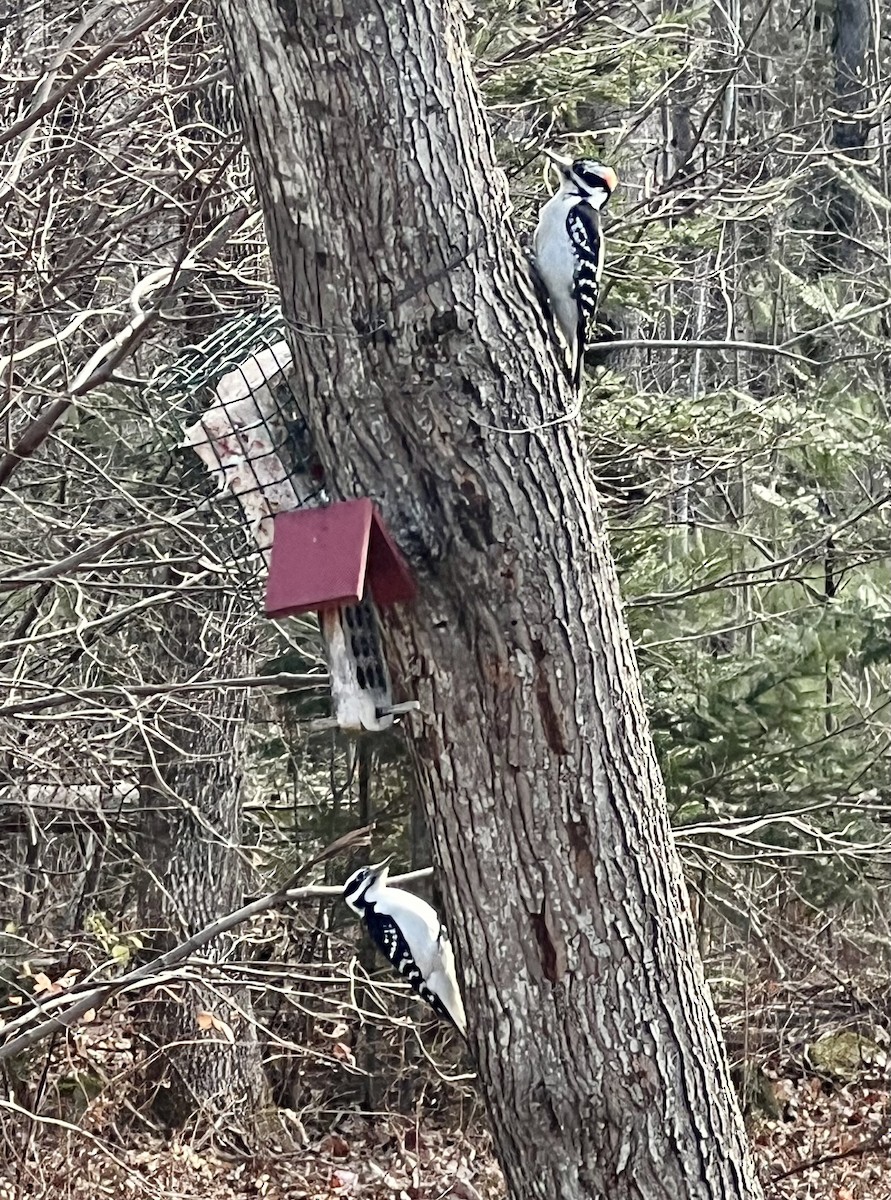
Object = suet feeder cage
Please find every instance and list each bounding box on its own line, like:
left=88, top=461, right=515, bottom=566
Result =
left=265, top=498, right=417, bottom=732
left=156, top=306, right=417, bottom=734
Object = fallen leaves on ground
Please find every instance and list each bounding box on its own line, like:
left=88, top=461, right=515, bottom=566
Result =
left=0, top=1119, right=504, bottom=1200
left=754, top=1076, right=891, bottom=1199
left=4, top=1081, right=891, bottom=1200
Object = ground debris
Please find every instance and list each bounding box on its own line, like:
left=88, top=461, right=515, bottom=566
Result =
left=754, top=1075, right=891, bottom=1200
left=0, top=1118, right=505, bottom=1200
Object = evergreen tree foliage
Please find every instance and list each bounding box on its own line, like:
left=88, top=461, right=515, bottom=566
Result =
left=475, top=0, right=891, bottom=916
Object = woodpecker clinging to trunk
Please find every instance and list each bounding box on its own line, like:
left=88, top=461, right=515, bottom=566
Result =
left=532, top=151, right=618, bottom=391
left=342, top=858, right=467, bottom=1036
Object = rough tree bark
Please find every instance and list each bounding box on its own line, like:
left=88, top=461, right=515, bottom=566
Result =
left=212, top=1, right=764, bottom=1196
left=136, top=587, right=270, bottom=1134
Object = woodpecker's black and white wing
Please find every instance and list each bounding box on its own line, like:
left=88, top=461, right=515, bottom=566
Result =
left=533, top=192, right=579, bottom=382
left=565, top=200, right=605, bottom=391
left=366, top=909, right=465, bottom=1033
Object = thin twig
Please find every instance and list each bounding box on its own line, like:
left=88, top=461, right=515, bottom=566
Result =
left=596, top=336, right=816, bottom=364
left=0, top=672, right=327, bottom=717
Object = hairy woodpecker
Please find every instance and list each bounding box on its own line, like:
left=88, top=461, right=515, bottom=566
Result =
left=532, top=150, right=618, bottom=390
left=342, top=858, right=467, bottom=1036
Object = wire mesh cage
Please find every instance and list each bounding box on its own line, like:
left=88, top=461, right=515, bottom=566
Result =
left=152, top=306, right=415, bottom=734
left=175, top=307, right=324, bottom=562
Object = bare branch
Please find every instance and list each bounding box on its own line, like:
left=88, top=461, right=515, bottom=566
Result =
left=0, top=831, right=441, bottom=1063
left=0, top=672, right=328, bottom=717
left=0, top=1, right=180, bottom=152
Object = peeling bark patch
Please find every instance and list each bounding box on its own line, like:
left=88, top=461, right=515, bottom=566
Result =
left=531, top=903, right=559, bottom=984
left=535, top=675, right=567, bottom=756
left=455, top=479, right=494, bottom=550
left=532, top=1081, right=565, bottom=1136
left=568, top=818, right=595, bottom=879
left=406, top=469, right=450, bottom=562
left=530, top=637, right=547, bottom=665
left=353, top=308, right=393, bottom=344
left=274, top=0, right=299, bottom=33
left=460, top=375, right=481, bottom=402
left=419, top=309, right=459, bottom=343
left=530, top=638, right=568, bottom=756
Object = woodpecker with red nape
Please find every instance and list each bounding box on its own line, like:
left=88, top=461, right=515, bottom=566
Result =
left=532, top=151, right=618, bottom=390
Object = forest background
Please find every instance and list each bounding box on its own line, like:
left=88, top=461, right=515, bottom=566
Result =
left=1, top=0, right=890, bottom=1197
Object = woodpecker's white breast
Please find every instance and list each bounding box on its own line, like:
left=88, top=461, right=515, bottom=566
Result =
left=533, top=191, right=583, bottom=351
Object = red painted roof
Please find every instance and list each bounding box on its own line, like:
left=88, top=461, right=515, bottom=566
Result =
left=264, top=498, right=416, bottom=618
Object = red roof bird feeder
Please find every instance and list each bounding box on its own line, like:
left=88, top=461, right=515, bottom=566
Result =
left=265, top=498, right=416, bottom=617
left=265, top=498, right=417, bottom=733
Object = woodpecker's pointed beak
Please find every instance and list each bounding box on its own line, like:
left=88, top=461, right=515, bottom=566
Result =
left=542, top=149, right=573, bottom=176
left=368, top=854, right=393, bottom=882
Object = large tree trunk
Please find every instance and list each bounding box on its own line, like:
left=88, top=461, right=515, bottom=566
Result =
left=211, top=1, right=763, bottom=1196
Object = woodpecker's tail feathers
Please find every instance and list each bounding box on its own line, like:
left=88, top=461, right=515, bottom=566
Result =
left=571, top=313, right=589, bottom=392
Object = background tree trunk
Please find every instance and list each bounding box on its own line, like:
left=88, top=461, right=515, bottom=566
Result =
left=136, top=588, right=271, bottom=1136
left=213, top=1, right=763, bottom=1196
left=819, top=0, right=871, bottom=266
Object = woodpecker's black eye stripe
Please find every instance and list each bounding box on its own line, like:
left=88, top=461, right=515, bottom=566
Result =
left=572, top=161, right=614, bottom=192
